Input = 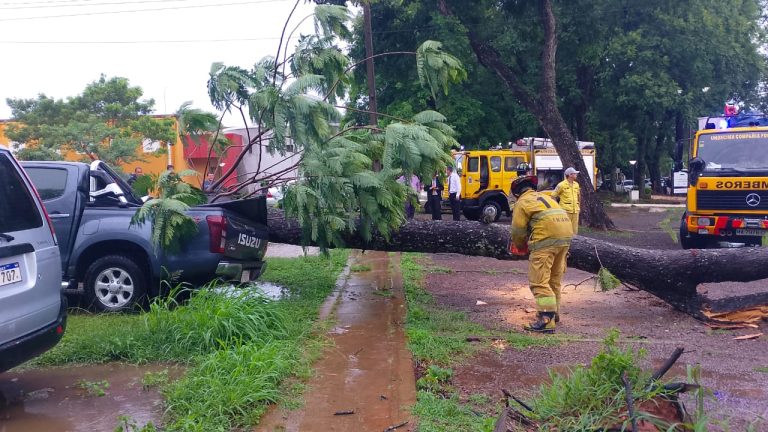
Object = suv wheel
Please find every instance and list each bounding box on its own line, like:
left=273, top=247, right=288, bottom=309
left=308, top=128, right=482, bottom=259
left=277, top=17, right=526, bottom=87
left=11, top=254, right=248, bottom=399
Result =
left=84, top=255, right=146, bottom=312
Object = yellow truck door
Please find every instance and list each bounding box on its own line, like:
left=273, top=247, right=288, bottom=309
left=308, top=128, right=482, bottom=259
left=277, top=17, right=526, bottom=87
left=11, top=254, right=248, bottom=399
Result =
left=463, top=155, right=481, bottom=198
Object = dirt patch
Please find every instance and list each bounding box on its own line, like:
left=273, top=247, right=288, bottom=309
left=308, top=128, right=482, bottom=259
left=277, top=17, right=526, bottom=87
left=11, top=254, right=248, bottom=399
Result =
left=420, top=202, right=767, bottom=429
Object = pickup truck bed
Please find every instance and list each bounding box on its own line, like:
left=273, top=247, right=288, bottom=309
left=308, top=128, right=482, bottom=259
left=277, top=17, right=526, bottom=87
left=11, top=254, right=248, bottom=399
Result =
left=21, top=161, right=269, bottom=312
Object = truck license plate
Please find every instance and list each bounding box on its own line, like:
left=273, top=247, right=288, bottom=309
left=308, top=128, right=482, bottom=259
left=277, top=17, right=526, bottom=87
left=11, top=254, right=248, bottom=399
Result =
left=0, top=262, right=22, bottom=287
left=736, top=229, right=766, bottom=237
left=240, top=270, right=251, bottom=283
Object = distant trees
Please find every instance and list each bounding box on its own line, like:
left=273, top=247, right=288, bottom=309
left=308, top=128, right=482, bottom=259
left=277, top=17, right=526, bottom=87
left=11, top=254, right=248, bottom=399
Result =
left=349, top=0, right=766, bottom=222
left=5, top=75, right=177, bottom=167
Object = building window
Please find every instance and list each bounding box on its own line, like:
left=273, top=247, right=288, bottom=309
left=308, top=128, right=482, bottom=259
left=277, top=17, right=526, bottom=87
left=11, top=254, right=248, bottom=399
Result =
left=142, top=139, right=161, bottom=153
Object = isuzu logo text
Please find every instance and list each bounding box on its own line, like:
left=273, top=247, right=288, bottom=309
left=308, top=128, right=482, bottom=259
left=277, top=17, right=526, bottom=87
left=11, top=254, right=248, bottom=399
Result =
left=237, top=233, right=263, bottom=248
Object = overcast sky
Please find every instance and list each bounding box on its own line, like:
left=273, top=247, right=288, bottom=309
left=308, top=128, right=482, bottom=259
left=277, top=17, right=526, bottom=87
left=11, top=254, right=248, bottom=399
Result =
left=0, top=0, right=321, bottom=127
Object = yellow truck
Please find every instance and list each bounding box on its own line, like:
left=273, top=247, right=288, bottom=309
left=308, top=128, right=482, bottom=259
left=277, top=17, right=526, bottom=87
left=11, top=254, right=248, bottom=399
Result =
left=449, top=148, right=530, bottom=221
left=676, top=115, right=768, bottom=249
left=449, top=138, right=597, bottom=222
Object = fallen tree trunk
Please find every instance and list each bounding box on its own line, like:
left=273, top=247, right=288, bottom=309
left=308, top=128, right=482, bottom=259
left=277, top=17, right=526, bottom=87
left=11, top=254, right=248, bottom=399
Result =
left=267, top=209, right=768, bottom=317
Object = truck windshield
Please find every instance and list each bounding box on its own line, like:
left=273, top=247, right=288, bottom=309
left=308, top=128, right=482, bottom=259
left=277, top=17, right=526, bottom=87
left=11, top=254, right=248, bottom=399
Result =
left=697, top=132, right=768, bottom=171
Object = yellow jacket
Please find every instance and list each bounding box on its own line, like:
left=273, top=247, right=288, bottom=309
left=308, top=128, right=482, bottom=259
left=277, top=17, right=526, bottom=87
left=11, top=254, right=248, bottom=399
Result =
left=511, top=190, right=574, bottom=251
left=552, top=179, right=580, bottom=214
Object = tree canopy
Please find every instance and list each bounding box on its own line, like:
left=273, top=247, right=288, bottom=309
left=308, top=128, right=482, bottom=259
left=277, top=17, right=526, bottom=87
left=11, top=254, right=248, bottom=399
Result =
left=5, top=75, right=177, bottom=167
left=203, top=4, right=466, bottom=249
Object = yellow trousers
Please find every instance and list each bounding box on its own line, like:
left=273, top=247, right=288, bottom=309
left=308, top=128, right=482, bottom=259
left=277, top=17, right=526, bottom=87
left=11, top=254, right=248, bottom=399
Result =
left=567, top=212, right=579, bottom=234
left=528, top=245, right=569, bottom=313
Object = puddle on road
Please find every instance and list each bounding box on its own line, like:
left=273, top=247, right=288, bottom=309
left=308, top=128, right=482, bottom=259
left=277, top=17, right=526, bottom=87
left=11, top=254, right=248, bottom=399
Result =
left=0, top=363, right=176, bottom=432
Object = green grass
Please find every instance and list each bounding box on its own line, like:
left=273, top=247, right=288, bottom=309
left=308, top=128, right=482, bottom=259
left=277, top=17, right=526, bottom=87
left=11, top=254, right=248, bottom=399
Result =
left=402, top=253, right=490, bottom=364
left=579, top=226, right=634, bottom=238
left=426, top=265, right=453, bottom=274
left=413, top=391, right=497, bottom=432
left=31, top=250, right=349, bottom=432
left=755, top=366, right=768, bottom=374
left=658, top=208, right=684, bottom=243
left=402, top=253, right=504, bottom=431
left=142, top=370, right=169, bottom=390
left=350, top=263, right=371, bottom=272
left=505, top=331, right=562, bottom=350
left=77, top=379, right=110, bottom=397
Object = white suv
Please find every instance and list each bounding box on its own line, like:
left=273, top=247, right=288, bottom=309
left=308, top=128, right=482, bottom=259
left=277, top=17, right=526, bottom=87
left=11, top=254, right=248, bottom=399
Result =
left=0, top=145, right=66, bottom=372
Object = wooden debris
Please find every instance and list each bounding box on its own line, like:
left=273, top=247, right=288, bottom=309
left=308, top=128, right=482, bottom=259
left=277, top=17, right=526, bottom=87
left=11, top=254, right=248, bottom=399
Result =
left=621, top=372, right=638, bottom=432
left=333, top=410, right=355, bottom=415
left=651, top=347, right=685, bottom=381
left=733, top=333, right=763, bottom=340
left=383, top=420, right=409, bottom=431
left=706, top=323, right=759, bottom=330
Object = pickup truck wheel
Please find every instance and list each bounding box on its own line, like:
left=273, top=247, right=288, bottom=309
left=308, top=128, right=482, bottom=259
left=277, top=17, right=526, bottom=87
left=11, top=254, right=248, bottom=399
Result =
left=84, top=255, right=146, bottom=312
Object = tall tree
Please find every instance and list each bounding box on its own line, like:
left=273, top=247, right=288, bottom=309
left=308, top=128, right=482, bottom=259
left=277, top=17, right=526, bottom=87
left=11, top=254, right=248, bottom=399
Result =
left=346, top=1, right=539, bottom=147
left=5, top=75, right=177, bottom=167
left=437, top=0, right=614, bottom=228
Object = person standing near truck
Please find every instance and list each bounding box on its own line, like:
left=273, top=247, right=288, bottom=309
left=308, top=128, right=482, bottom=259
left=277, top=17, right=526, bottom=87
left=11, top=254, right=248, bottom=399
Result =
left=509, top=175, right=574, bottom=333
left=426, top=172, right=443, bottom=220
left=551, top=167, right=581, bottom=234
left=446, top=165, right=461, bottom=221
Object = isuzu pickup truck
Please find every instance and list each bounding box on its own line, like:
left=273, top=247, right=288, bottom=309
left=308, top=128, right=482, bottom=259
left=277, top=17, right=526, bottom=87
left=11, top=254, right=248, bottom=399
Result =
left=21, top=160, right=269, bottom=312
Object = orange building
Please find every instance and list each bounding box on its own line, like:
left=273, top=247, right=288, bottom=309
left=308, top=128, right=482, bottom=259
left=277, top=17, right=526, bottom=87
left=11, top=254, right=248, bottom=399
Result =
left=0, top=117, right=239, bottom=189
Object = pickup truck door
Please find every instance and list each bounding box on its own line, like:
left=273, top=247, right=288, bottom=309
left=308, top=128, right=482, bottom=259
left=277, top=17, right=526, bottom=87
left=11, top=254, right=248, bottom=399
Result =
left=21, top=164, right=89, bottom=271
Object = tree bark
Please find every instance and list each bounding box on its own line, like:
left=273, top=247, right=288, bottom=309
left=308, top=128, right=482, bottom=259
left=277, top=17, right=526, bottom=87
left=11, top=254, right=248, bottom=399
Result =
left=438, top=0, right=614, bottom=229
left=268, top=208, right=768, bottom=318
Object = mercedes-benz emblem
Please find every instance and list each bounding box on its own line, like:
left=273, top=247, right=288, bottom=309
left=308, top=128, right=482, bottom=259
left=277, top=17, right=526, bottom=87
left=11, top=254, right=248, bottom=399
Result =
left=746, top=193, right=761, bottom=207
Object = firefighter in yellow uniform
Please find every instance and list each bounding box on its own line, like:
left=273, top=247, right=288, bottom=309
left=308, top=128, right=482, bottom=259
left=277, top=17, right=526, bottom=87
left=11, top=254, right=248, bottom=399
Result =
left=551, top=167, right=581, bottom=234
left=509, top=175, right=574, bottom=333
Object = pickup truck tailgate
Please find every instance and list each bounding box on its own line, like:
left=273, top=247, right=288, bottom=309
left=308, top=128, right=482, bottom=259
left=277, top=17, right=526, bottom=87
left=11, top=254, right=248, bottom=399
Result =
left=223, top=213, right=269, bottom=261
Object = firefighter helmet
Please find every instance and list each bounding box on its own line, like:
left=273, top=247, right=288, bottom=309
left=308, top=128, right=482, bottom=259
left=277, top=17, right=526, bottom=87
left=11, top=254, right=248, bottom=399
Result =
left=511, top=175, right=538, bottom=198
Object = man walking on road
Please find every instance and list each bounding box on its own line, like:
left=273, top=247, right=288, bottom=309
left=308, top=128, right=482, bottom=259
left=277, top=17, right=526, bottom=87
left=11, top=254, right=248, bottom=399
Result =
left=509, top=175, right=574, bottom=333
left=551, top=167, right=581, bottom=234
left=447, top=165, right=461, bottom=221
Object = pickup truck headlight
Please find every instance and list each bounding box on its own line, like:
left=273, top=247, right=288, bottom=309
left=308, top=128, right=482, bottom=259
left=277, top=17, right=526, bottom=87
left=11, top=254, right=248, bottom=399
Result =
left=697, top=217, right=712, bottom=226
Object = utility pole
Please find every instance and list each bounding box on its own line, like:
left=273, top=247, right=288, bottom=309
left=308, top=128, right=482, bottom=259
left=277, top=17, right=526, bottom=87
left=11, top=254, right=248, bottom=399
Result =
left=363, top=1, right=377, bottom=127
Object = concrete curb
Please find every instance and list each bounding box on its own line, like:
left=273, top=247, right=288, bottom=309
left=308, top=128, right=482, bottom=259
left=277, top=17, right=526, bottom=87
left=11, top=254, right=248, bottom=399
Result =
left=610, top=203, right=685, bottom=208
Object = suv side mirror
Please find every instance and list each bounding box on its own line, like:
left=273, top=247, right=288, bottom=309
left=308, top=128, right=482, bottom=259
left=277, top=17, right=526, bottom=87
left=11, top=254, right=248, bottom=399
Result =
left=688, top=157, right=705, bottom=186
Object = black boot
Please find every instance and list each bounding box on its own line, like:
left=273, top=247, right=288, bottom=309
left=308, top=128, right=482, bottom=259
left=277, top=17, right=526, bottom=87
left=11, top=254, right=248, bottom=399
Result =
left=523, top=312, right=556, bottom=334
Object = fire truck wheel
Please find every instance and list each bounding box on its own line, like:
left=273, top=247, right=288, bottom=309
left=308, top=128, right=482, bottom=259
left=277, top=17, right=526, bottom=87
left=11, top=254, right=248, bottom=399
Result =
left=679, top=216, right=707, bottom=249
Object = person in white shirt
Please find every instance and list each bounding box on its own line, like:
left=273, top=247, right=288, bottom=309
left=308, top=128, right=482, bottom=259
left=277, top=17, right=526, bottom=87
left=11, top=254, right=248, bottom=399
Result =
left=447, top=165, right=462, bottom=221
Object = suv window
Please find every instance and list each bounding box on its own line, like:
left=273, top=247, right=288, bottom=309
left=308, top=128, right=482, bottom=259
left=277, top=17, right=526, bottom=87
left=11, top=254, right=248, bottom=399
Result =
left=24, top=167, right=68, bottom=201
left=0, top=154, right=43, bottom=233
